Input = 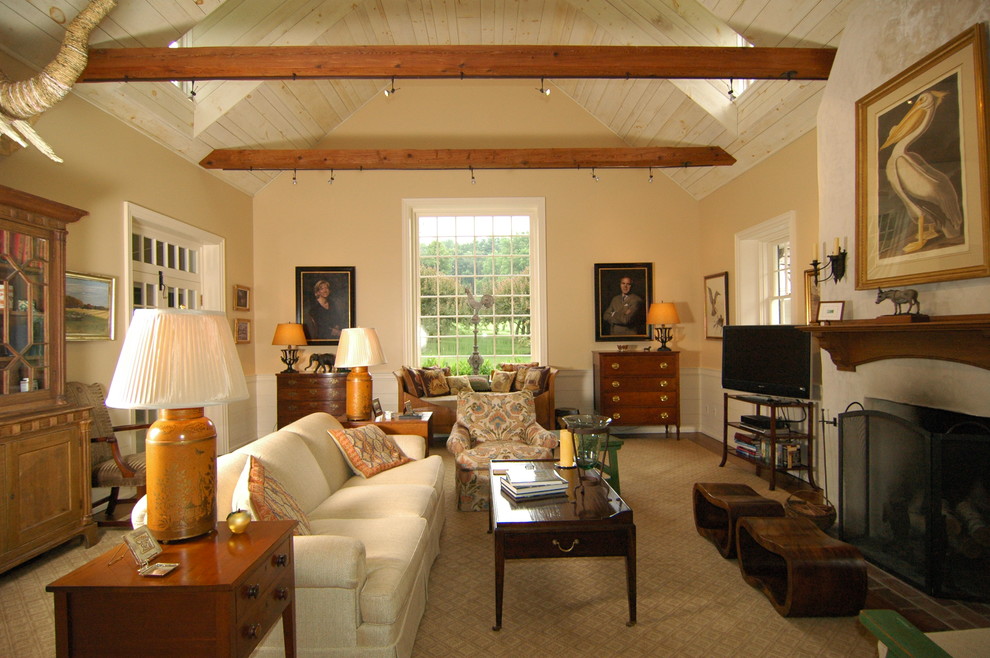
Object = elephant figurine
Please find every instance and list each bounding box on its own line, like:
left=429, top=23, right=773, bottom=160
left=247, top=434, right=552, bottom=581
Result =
left=306, top=353, right=336, bottom=373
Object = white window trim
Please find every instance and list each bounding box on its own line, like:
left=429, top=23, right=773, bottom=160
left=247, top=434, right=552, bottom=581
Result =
left=735, top=211, right=796, bottom=325
left=401, top=197, right=548, bottom=366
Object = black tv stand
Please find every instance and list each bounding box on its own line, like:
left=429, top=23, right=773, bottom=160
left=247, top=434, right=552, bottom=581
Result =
left=721, top=392, right=817, bottom=491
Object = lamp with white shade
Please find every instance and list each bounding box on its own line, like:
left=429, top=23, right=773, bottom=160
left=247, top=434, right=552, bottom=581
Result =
left=272, top=322, right=307, bottom=373
left=646, top=302, right=680, bottom=351
left=334, top=327, right=386, bottom=421
left=106, top=309, right=248, bottom=542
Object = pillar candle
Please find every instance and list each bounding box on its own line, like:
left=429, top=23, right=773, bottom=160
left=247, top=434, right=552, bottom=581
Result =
left=834, top=237, right=840, bottom=255
left=557, top=429, right=575, bottom=468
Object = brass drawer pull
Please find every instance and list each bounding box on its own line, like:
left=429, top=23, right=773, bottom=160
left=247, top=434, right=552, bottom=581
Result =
left=660, top=362, right=669, bottom=369
left=659, top=412, right=670, bottom=420
left=611, top=363, right=620, bottom=370
left=659, top=380, right=669, bottom=388
left=611, top=380, right=620, bottom=388
left=273, top=553, right=289, bottom=567
left=613, top=413, right=621, bottom=420
left=552, top=538, right=580, bottom=553
left=612, top=395, right=620, bottom=402
left=660, top=394, right=668, bottom=402
left=275, top=587, right=290, bottom=601
left=243, top=584, right=260, bottom=599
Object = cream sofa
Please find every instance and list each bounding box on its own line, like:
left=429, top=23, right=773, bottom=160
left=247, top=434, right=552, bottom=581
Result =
left=133, top=412, right=445, bottom=657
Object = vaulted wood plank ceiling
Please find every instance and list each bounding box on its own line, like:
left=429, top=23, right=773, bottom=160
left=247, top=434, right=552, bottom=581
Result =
left=0, top=0, right=854, bottom=199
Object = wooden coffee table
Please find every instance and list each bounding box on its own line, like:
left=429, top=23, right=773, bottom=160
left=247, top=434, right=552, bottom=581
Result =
left=489, top=459, right=636, bottom=630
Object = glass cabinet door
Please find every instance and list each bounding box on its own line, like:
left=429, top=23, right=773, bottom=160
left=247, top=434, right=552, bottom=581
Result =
left=0, top=228, right=50, bottom=395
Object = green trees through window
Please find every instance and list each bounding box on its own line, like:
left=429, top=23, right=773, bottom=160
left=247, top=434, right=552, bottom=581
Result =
left=417, top=214, right=533, bottom=373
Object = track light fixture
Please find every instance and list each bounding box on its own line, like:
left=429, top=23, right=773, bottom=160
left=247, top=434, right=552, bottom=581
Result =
left=591, top=168, right=599, bottom=182
left=536, top=78, right=551, bottom=96
left=727, top=79, right=736, bottom=101
left=383, top=77, right=398, bottom=96
left=292, top=169, right=297, bottom=185
left=189, top=80, right=196, bottom=100
left=328, top=169, right=334, bottom=185
left=648, top=167, right=654, bottom=183
left=470, top=166, right=476, bottom=185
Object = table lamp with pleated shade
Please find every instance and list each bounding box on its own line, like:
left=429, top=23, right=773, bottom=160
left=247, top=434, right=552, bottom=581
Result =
left=106, top=309, right=248, bottom=541
left=334, top=327, right=386, bottom=421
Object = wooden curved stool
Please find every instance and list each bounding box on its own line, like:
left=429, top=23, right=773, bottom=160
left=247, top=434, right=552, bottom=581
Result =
left=736, top=516, right=867, bottom=617
left=693, top=482, right=784, bottom=558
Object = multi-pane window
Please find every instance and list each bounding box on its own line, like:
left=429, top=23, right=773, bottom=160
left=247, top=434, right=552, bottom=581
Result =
left=414, top=213, right=535, bottom=373
left=130, top=229, right=201, bottom=310
left=765, top=241, right=792, bottom=324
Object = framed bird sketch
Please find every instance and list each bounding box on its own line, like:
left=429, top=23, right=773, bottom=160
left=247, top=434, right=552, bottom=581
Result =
left=703, top=272, right=728, bottom=340
left=594, top=263, right=652, bottom=342
left=855, top=24, right=989, bottom=289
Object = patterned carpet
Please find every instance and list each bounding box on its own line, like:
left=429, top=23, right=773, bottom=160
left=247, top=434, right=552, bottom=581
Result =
left=0, top=435, right=877, bottom=657
left=412, top=435, right=876, bottom=656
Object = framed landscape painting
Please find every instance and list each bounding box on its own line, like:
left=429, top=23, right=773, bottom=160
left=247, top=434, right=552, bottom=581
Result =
left=65, top=271, right=115, bottom=341
left=295, top=266, right=355, bottom=345
left=594, top=262, right=652, bottom=342
left=856, top=24, right=990, bottom=288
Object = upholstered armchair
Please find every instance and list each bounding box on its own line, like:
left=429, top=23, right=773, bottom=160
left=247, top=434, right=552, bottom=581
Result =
left=66, top=381, right=150, bottom=526
left=446, top=390, right=558, bottom=511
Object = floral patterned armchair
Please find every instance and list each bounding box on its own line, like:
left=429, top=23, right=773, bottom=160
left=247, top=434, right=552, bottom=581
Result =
left=446, top=390, right=558, bottom=511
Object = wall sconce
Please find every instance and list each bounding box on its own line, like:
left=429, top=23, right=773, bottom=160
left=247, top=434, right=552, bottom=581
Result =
left=646, top=302, right=680, bottom=351
left=272, top=323, right=308, bottom=373
left=811, top=239, right=847, bottom=285
left=334, top=327, right=387, bottom=420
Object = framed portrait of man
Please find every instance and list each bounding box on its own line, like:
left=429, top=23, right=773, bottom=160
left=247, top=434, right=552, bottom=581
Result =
left=295, top=266, right=356, bottom=345
left=594, top=262, right=653, bottom=342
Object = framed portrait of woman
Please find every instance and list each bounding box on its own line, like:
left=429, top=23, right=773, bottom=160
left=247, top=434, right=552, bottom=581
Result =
left=295, top=266, right=356, bottom=345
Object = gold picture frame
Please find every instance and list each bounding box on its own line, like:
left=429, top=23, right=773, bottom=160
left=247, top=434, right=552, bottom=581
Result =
left=65, top=271, right=116, bottom=341
left=233, top=284, right=251, bottom=311
left=856, top=24, right=990, bottom=289
left=234, top=318, right=251, bottom=344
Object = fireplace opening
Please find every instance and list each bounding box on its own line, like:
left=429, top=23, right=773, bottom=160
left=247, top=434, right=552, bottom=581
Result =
left=838, top=399, right=990, bottom=602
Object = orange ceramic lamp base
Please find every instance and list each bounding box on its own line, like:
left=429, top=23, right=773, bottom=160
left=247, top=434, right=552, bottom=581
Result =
left=145, top=407, right=217, bottom=542
left=345, top=366, right=373, bottom=421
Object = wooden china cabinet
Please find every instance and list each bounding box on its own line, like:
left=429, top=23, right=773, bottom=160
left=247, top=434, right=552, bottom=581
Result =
left=0, top=185, right=96, bottom=575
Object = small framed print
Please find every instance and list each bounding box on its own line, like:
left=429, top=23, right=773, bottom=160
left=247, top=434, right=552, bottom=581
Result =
left=372, top=398, right=383, bottom=418
left=234, top=318, right=251, bottom=344
left=817, top=301, right=845, bottom=324
left=233, top=284, right=251, bottom=311
left=123, top=526, right=162, bottom=566
left=66, top=271, right=116, bottom=341
left=703, top=271, right=729, bottom=339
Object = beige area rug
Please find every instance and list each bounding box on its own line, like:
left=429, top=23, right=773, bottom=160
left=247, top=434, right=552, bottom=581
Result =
left=413, top=436, right=876, bottom=657
left=0, top=436, right=876, bottom=657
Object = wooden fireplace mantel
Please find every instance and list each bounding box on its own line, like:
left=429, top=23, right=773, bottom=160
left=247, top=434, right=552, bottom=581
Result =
left=799, top=314, right=990, bottom=372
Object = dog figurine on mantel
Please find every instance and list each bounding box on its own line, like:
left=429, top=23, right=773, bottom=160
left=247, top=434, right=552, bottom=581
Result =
left=876, top=288, right=921, bottom=315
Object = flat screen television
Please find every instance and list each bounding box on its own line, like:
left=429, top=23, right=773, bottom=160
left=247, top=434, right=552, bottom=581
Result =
left=721, top=324, right=812, bottom=400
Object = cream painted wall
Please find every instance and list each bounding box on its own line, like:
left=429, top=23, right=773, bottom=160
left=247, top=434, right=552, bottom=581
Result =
left=251, top=80, right=702, bottom=421
left=0, top=53, right=256, bottom=444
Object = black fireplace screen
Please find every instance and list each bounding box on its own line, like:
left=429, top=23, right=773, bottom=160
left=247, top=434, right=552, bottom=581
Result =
left=838, top=407, right=990, bottom=602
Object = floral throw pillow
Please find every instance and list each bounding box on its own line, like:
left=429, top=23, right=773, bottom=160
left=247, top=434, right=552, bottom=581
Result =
left=236, top=455, right=312, bottom=535
left=329, top=425, right=412, bottom=478
left=421, top=368, right=451, bottom=396
left=490, top=369, right=515, bottom=393
left=446, top=375, right=472, bottom=395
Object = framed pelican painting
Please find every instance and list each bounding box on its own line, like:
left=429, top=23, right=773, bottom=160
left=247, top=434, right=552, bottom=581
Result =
left=856, top=24, right=989, bottom=289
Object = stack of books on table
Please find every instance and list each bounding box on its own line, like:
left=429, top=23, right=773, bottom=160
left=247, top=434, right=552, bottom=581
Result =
left=500, top=464, right=568, bottom=500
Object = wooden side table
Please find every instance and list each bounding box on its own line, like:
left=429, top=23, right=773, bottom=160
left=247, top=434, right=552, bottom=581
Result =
left=343, top=411, right=434, bottom=455
left=47, top=521, right=297, bottom=657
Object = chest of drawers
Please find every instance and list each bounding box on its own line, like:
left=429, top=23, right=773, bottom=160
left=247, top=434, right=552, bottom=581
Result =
left=593, top=351, right=680, bottom=437
left=277, top=372, right=346, bottom=428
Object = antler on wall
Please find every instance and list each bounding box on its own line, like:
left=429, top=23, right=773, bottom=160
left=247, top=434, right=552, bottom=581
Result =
left=0, top=0, right=117, bottom=162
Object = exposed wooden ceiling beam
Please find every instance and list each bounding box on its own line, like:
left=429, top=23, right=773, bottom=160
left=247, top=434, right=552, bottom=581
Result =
left=199, top=147, right=736, bottom=171
left=81, top=45, right=834, bottom=83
